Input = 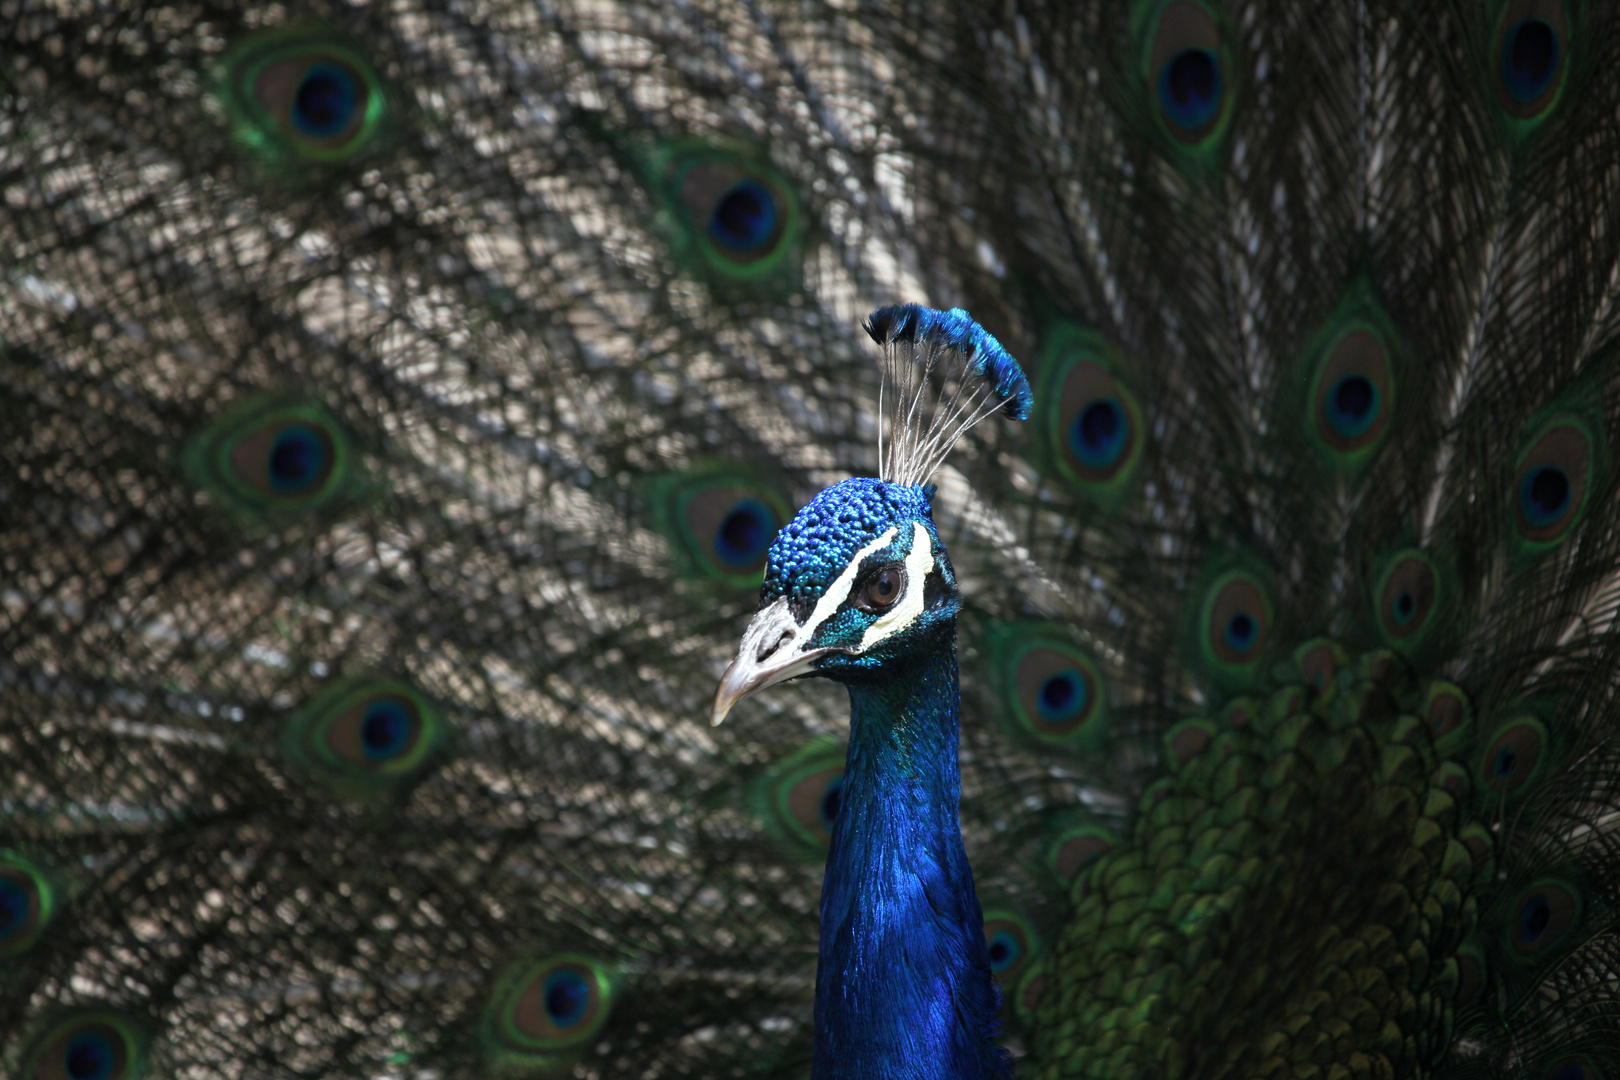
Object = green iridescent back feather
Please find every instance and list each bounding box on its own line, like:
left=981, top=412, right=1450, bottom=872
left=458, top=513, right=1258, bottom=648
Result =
left=5, top=1, right=1620, bottom=1078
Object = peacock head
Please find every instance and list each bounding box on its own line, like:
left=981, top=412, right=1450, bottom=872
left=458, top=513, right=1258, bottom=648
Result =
left=710, top=478, right=960, bottom=722
left=710, top=304, right=1032, bottom=726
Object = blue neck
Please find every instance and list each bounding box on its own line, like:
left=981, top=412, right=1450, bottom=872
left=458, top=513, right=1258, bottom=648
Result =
left=812, top=643, right=1006, bottom=1079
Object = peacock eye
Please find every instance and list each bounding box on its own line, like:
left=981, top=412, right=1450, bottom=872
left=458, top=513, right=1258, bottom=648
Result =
left=857, top=565, right=907, bottom=613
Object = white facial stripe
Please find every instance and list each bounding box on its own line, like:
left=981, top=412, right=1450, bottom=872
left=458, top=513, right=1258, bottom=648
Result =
left=800, top=525, right=899, bottom=641
left=859, top=522, right=934, bottom=651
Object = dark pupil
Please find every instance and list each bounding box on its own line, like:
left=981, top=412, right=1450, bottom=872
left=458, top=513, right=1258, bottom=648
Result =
left=546, top=976, right=589, bottom=1025
left=1041, top=676, right=1075, bottom=713
left=0, top=878, right=26, bottom=932
left=1168, top=49, right=1217, bottom=108
left=1229, top=613, right=1253, bottom=643
left=1495, top=747, right=1519, bottom=777
left=1334, top=376, right=1373, bottom=420
left=65, top=1034, right=112, bottom=1080
left=1079, top=401, right=1119, bottom=448
left=1510, top=20, right=1556, bottom=87
left=297, top=71, right=348, bottom=131
left=713, top=184, right=770, bottom=245
left=362, top=702, right=409, bottom=754
left=1521, top=896, right=1551, bottom=940
left=269, top=428, right=322, bottom=489
left=820, top=779, right=842, bottom=825
left=872, top=571, right=897, bottom=600
left=1529, top=467, right=1570, bottom=517
left=1395, top=591, right=1414, bottom=619
left=719, top=507, right=763, bottom=556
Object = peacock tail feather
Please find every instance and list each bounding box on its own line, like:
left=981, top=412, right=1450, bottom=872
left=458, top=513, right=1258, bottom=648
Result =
left=5, top=0, right=1620, bottom=1077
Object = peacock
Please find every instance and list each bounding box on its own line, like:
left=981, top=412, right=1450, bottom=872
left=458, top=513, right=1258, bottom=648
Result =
left=4, top=0, right=1620, bottom=1076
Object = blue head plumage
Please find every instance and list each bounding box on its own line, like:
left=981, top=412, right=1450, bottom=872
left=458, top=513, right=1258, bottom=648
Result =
left=758, top=479, right=958, bottom=677
left=713, top=306, right=1027, bottom=1078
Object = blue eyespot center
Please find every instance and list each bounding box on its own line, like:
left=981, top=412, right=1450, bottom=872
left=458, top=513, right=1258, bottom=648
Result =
left=65, top=1031, right=115, bottom=1080
left=544, top=970, right=591, bottom=1028
left=987, top=930, right=1021, bottom=973
left=293, top=62, right=359, bottom=138
left=0, top=877, right=28, bottom=937
left=1070, top=399, right=1127, bottom=467
left=1158, top=48, right=1222, bottom=131
left=360, top=699, right=413, bottom=761
left=1225, top=613, right=1256, bottom=652
left=708, top=179, right=777, bottom=252
left=819, top=776, right=844, bottom=830
left=1518, top=892, right=1552, bottom=943
left=1551, top=1065, right=1588, bottom=1080
left=268, top=425, right=329, bottom=494
left=1503, top=19, right=1559, bottom=103
left=714, top=498, right=773, bottom=568
left=1392, top=590, right=1416, bottom=625
left=1327, top=374, right=1378, bottom=438
left=1522, top=466, right=1571, bottom=525
left=1493, top=747, right=1519, bottom=779
left=1036, top=671, right=1088, bottom=723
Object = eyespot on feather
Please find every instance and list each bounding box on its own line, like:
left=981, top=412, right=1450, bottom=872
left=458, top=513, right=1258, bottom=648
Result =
left=1164, top=719, right=1216, bottom=770
left=21, top=1013, right=148, bottom=1080
left=281, top=680, right=449, bottom=798
left=1048, top=827, right=1115, bottom=885
left=1196, top=569, right=1273, bottom=682
left=1217, top=696, right=1258, bottom=728
left=1493, top=0, right=1570, bottom=122
left=483, top=954, right=616, bottom=1071
left=1506, top=878, right=1581, bottom=958
left=985, top=623, right=1108, bottom=748
left=685, top=489, right=781, bottom=576
left=1058, top=366, right=1140, bottom=484
left=1424, top=681, right=1474, bottom=759
left=1144, top=0, right=1230, bottom=147
left=1478, top=716, right=1547, bottom=798
left=1308, top=325, right=1394, bottom=458
left=1036, top=328, right=1144, bottom=498
left=651, top=144, right=801, bottom=283
left=982, top=910, right=1040, bottom=987
left=782, top=764, right=844, bottom=849
left=1372, top=549, right=1441, bottom=647
left=1295, top=639, right=1344, bottom=690
left=184, top=399, right=358, bottom=523
left=648, top=470, right=791, bottom=590
left=217, top=31, right=387, bottom=165
left=753, top=740, right=846, bottom=862
left=0, top=851, right=56, bottom=958
left=1013, top=646, right=1103, bottom=740
left=1513, top=418, right=1593, bottom=548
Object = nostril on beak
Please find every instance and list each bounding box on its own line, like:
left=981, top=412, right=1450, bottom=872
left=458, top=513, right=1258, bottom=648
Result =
left=757, top=628, right=792, bottom=662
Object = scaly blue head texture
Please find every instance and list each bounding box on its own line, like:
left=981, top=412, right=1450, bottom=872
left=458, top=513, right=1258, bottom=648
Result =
left=714, top=305, right=1029, bottom=1078
left=761, top=479, right=959, bottom=669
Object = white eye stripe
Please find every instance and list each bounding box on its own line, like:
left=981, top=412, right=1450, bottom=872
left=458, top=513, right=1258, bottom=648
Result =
left=858, top=522, right=934, bottom=651
left=799, top=525, right=899, bottom=641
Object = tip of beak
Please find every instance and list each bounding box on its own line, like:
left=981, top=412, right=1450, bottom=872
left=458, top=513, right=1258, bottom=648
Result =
left=710, top=658, right=743, bottom=727
left=709, top=699, right=731, bottom=727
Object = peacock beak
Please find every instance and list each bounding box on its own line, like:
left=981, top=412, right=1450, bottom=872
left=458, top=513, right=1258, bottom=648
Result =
left=711, top=598, right=830, bottom=726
